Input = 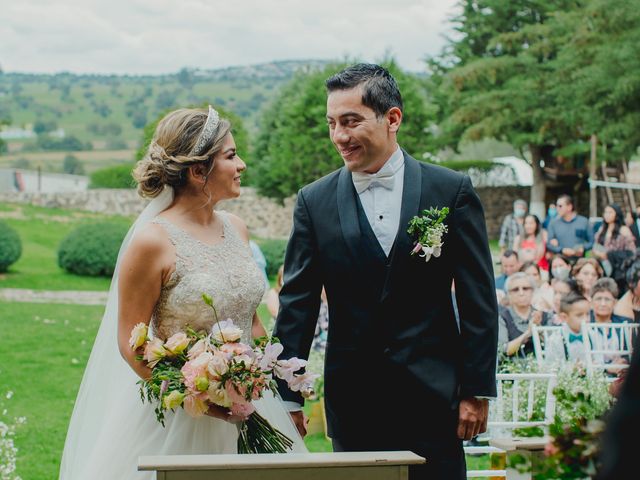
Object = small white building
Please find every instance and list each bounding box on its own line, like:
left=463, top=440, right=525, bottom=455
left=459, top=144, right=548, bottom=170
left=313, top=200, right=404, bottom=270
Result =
left=0, top=168, right=88, bottom=193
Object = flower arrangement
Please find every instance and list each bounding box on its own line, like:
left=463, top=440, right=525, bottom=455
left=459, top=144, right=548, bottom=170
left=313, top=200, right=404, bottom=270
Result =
left=407, top=207, right=449, bottom=262
left=0, top=392, right=26, bottom=480
left=499, top=357, right=613, bottom=479
left=129, top=294, right=318, bottom=453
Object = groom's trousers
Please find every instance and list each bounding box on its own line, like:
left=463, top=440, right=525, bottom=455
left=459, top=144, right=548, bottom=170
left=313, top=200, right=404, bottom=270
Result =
left=330, top=403, right=466, bottom=480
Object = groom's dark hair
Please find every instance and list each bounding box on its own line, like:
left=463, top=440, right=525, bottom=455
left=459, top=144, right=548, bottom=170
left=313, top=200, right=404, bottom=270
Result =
left=325, top=63, right=403, bottom=118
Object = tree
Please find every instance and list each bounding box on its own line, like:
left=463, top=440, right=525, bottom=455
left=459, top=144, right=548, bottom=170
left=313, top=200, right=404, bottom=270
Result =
left=427, top=0, right=582, bottom=217
left=63, top=154, right=85, bottom=175
left=253, top=60, right=435, bottom=202
left=550, top=0, right=640, bottom=161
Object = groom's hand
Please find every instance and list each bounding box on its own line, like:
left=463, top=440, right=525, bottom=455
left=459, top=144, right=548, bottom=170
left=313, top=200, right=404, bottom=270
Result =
left=457, top=397, right=489, bottom=440
left=289, top=411, right=308, bottom=438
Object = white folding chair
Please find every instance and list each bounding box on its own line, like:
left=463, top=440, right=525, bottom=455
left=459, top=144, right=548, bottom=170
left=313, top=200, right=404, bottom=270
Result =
left=532, top=325, right=569, bottom=368
left=582, top=322, right=639, bottom=377
left=465, top=373, right=557, bottom=478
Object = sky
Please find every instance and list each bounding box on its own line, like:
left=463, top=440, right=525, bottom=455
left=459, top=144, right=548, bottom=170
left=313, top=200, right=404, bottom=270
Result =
left=1, top=0, right=460, bottom=75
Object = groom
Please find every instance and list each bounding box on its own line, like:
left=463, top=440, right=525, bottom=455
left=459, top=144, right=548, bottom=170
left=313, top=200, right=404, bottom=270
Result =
left=273, top=64, right=498, bottom=478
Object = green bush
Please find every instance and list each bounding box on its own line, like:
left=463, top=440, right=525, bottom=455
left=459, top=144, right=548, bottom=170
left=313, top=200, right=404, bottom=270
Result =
left=58, top=223, right=129, bottom=276
left=89, top=164, right=135, bottom=189
left=0, top=221, right=22, bottom=272
left=256, top=238, right=288, bottom=277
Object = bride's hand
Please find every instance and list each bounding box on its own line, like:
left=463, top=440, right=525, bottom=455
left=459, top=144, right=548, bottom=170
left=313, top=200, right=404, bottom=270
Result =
left=205, top=405, right=248, bottom=424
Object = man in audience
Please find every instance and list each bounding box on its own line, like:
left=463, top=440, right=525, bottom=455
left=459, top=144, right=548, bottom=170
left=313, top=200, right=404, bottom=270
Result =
left=499, top=199, right=527, bottom=255
left=547, top=194, right=594, bottom=262
left=495, top=249, right=520, bottom=292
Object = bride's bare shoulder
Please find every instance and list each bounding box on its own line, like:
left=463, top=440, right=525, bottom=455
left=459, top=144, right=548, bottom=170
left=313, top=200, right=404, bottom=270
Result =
left=125, top=223, right=174, bottom=259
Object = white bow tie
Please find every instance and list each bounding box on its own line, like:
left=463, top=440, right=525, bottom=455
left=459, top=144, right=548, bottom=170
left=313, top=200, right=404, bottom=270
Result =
left=352, top=170, right=396, bottom=194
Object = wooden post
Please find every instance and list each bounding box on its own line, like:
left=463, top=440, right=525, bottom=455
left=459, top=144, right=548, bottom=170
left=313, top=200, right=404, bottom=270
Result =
left=589, top=134, right=598, bottom=219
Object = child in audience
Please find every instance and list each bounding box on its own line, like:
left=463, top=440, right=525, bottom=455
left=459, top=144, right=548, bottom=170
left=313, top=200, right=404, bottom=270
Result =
left=557, top=292, right=591, bottom=362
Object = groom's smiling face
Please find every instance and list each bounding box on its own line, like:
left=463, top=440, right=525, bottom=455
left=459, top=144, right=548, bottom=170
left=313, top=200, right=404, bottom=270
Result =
left=327, top=86, right=400, bottom=173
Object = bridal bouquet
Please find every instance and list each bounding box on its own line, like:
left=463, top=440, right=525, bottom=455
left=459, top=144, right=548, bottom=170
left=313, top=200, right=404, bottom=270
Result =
left=129, top=293, right=318, bottom=453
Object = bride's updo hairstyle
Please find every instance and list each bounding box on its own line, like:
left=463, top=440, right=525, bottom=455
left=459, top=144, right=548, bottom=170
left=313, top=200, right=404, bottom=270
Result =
left=133, top=107, right=231, bottom=198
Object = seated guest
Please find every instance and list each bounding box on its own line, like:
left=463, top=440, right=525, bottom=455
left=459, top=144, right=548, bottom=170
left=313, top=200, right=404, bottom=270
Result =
left=498, top=272, right=551, bottom=358
left=513, top=214, right=549, bottom=271
left=614, top=259, right=640, bottom=323
left=520, top=261, right=554, bottom=312
left=549, top=254, right=572, bottom=283
left=591, top=278, right=632, bottom=324
left=556, top=292, right=591, bottom=362
left=592, top=203, right=635, bottom=277
left=550, top=278, right=573, bottom=325
left=571, top=257, right=604, bottom=301
left=495, top=249, right=520, bottom=292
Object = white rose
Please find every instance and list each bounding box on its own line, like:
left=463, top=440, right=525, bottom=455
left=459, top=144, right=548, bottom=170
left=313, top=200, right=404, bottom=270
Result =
left=207, top=381, right=232, bottom=407
left=211, top=320, right=243, bottom=343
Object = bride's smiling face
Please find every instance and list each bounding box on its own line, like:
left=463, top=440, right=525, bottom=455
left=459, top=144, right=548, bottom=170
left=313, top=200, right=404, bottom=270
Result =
left=207, top=134, right=246, bottom=200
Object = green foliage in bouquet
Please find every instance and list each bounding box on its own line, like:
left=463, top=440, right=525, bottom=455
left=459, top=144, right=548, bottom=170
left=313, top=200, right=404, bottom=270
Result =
left=57, top=222, right=129, bottom=276
left=0, top=220, right=22, bottom=272
left=89, top=164, right=136, bottom=189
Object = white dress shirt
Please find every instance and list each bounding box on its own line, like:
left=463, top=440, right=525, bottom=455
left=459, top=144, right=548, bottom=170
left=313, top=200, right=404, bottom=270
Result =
left=352, top=146, right=404, bottom=256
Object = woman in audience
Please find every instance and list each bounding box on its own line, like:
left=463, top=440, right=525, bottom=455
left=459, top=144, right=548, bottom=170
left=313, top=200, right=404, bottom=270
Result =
left=614, top=260, right=640, bottom=323
left=592, top=203, right=635, bottom=276
left=498, top=272, right=552, bottom=358
left=571, top=257, right=604, bottom=301
left=513, top=214, right=549, bottom=271
left=624, top=210, right=640, bottom=245
left=591, top=278, right=632, bottom=324
left=549, top=254, right=572, bottom=283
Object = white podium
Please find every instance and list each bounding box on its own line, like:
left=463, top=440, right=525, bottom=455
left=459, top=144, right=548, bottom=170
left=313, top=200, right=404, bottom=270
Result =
left=139, top=451, right=425, bottom=480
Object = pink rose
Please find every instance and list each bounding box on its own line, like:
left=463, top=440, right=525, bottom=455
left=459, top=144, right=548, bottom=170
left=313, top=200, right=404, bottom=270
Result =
left=187, top=338, right=208, bottom=360
left=183, top=394, right=209, bottom=418
left=143, top=338, right=166, bottom=368
left=229, top=400, right=255, bottom=419
left=182, top=352, right=213, bottom=393
left=220, top=342, right=251, bottom=356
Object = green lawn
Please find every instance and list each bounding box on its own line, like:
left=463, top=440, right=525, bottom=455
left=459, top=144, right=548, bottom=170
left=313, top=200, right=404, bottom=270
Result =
left=0, top=203, right=132, bottom=291
left=0, top=302, right=103, bottom=479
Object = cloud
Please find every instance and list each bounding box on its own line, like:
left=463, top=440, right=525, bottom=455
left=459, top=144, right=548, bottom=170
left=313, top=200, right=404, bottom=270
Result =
left=1, top=0, right=459, bottom=74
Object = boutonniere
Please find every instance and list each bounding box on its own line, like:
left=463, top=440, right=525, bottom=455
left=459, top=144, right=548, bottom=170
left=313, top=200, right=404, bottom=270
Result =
left=407, top=207, right=449, bottom=262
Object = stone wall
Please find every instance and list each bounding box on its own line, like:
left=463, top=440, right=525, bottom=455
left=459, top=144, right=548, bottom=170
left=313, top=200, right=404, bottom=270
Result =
left=0, top=186, right=531, bottom=240
left=0, top=188, right=296, bottom=239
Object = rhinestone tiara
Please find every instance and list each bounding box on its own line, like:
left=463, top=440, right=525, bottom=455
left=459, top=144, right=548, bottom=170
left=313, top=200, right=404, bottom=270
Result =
left=189, top=105, right=220, bottom=156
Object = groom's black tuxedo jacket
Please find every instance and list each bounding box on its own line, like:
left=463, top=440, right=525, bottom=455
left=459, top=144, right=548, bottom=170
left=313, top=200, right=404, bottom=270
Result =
left=274, top=152, right=498, bottom=439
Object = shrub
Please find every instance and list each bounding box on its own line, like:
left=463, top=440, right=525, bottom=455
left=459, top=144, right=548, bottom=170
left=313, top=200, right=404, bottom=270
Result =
left=0, top=221, right=22, bottom=272
left=89, top=164, right=135, bottom=189
left=58, top=223, right=129, bottom=276
left=256, top=238, right=288, bottom=277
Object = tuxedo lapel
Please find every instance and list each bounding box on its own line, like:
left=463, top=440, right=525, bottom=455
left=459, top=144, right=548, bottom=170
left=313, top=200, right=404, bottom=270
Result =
left=381, top=152, right=422, bottom=302
left=337, top=167, right=364, bottom=267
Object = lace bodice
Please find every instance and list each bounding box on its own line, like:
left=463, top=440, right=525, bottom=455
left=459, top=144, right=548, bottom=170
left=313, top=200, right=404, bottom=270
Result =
left=150, top=212, right=265, bottom=343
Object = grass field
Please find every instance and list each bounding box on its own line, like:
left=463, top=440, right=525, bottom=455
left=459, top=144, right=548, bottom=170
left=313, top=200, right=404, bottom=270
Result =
left=0, top=203, right=132, bottom=291
left=0, top=149, right=136, bottom=174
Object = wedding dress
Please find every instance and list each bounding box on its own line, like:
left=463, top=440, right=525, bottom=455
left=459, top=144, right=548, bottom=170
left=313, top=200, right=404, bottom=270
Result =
left=60, top=189, right=306, bottom=480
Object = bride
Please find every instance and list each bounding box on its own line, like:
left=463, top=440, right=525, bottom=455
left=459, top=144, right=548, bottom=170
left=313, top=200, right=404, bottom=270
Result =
left=59, top=106, right=306, bottom=479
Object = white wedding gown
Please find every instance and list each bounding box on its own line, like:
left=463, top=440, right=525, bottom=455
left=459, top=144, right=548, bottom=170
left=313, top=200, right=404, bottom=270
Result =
left=59, top=210, right=306, bottom=480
